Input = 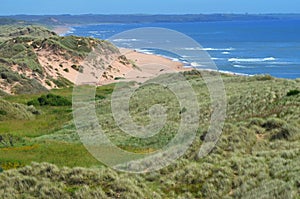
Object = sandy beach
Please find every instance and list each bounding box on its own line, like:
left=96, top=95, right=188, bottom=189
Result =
left=52, top=26, right=72, bottom=36
left=97, top=48, right=191, bottom=85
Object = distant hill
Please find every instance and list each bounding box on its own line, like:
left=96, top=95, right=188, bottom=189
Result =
left=0, top=18, right=26, bottom=25
left=2, top=14, right=300, bottom=26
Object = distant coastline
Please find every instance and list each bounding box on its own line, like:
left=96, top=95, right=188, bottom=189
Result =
left=2, top=14, right=300, bottom=27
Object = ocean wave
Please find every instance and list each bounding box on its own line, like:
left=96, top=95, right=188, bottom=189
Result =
left=190, top=62, right=204, bottom=67
left=228, top=57, right=276, bottom=62
left=135, top=49, right=154, bottom=55
left=181, top=47, right=235, bottom=51
left=181, top=55, right=194, bottom=58
left=211, top=58, right=224, bottom=60
left=203, top=47, right=235, bottom=51
left=171, top=58, right=180, bottom=62
left=112, top=38, right=140, bottom=42
left=222, top=51, right=230, bottom=55
left=88, top=31, right=98, bottom=34
left=233, top=64, right=254, bottom=68
left=268, top=61, right=294, bottom=65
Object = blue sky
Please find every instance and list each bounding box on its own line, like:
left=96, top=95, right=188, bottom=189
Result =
left=0, top=0, right=299, bottom=15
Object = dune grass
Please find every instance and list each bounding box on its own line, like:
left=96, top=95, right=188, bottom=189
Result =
left=0, top=72, right=299, bottom=198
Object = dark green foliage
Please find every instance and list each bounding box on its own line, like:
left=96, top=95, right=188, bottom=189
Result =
left=287, top=89, right=300, bottom=96
left=71, top=65, right=83, bottom=73
left=27, top=93, right=71, bottom=106
left=95, top=94, right=106, bottom=100
left=262, top=118, right=287, bottom=130
left=0, top=109, right=7, bottom=115
left=71, top=64, right=79, bottom=71
left=114, top=77, right=125, bottom=80
left=0, top=73, right=7, bottom=79
left=45, top=80, right=52, bottom=86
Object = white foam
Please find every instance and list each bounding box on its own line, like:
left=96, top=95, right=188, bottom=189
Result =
left=172, top=58, right=180, bottom=62
left=212, top=58, right=221, bottom=60
left=203, top=47, right=235, bottom=51
left=181, top=47, right=235, bottom=51
left=229, top=57, right=276, bottom=62
left=88, top=31, right=98, bottom=34
left=222, top=51, right=230, bottom=55
left=113, top=38, right=140, bottom=42
left=190, top=62, right=204, bottom=67
left=232, top=64, right=254, bottom=68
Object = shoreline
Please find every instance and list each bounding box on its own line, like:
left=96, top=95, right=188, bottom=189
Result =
left=131, top=49, right=252, bottom=78
left=52, top=26, right=73, bottom=36
left=50, top=26, right=256, bottom=80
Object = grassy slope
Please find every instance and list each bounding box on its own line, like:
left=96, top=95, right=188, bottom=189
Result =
left=0, top=72, right=299, bottom=198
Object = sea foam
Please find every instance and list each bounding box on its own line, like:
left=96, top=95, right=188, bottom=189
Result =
left=228, top=57, right=276, bottom=62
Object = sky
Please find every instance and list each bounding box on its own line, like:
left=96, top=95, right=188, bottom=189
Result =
left=0, top=0, right=300, bottom=15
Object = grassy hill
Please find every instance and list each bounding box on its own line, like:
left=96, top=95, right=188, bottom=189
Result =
left=0, top=71, right=299, bottom=198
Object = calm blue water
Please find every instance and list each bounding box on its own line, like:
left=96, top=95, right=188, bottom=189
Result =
left=67, top=20, right=300, bottom=79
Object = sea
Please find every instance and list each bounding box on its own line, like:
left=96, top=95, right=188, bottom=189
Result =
left=65, top=19, right=300, bottom=79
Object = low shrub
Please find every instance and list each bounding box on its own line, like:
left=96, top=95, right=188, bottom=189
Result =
left=27, top=93, right=71, bottom=106
left=286, top=89, right=300, bottom=97
left=0, top=109, right=7, bottom=115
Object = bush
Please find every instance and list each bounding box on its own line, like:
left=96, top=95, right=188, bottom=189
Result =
left=0, top=109, right=7, bottom=115
left=71, top=64, right=79, bottom=71
left=114, top=77, right=125, bottom=80
left=27, top=93, right=71, bottom=106
left=45, top=80, right=52, bottom=87
left=0, top=72, right=7, bottom=79
left=286, top=89, right=300, bottom=96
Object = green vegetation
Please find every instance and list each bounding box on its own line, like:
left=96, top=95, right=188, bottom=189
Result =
left=27, top=93, right=71, bottom=106
left=0, top=99, right=38, bottom=121
left=0, top=25, right=55, bottom=42
left=287, top=89, right=300, bottom=96
left=0, top=25, right=299, bottom=197
left=0, top=162, right=161, bottom=198
left=0, top=71, right=299, bottom=198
